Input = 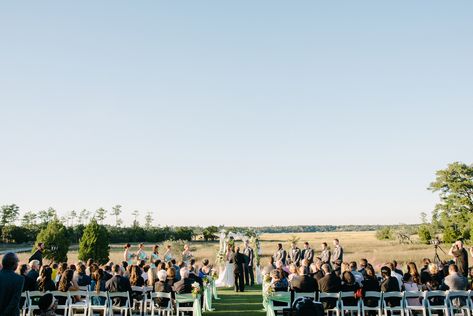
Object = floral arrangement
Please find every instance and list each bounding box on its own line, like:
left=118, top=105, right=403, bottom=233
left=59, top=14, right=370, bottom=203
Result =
left=264, top=284, right=274, bottom=296
left=264, top=273, right=272, bottom=283
left=211, top=270, right=219, bottom=280
left=202, top=276, right=210, bottom=286
left=191, top=282, right=201, bottom=298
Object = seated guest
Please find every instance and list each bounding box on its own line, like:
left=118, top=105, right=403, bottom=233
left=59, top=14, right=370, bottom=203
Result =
left=380, top=266, right=401, bottom=307
left=358, top=259, right=368, bottom=277
left=38, top=266, right=56, bottom=292
left=392, top=260, right=403, bottom=276
left=90, top=269, right=107, bottom=305
left=318, top=264, right=341, bottom=309
left=154, top=270, right=173, bottom=307
left=310, top=260, right=324, bottom=281
left=341, top=271, right=359, bottom=292
left=386, top=262, right=402, bottom=290
left=275, top=260, right=289, bottom=279
left=443, top=264, right=467, bottom=291
left=56, top=269, right=79, bottom=315
left=291, top=266, right=318, bottom=293
left=24, top=260, right=40, bottom=291
left=173, top=268, right=193, bottom=294
left=198, top=259, right=212, bottom=278
left=361, top=265, right=380, bottom=307
left=424, top=263, right=444, bottom=291
left=420, top=258, right=431, bottom=284
left=18, top=263, right=29, bottom=292
left=75, top=263, right=91, bottom=287
left=300, top=259, right=310, bottom=275
left=106, top=264, right=132, bottom=306
left=349, top=262, right=364, bottom=286
left=406, top=262, right=421, bottom=286
left=288, top=263, right=299, bottom=282
left=55, top=263, right=68, bottom=285
left=402, top=273, right=421, bottom=306
left=166, top=267, right=177, bottom=287
left=129, top=265, right=145, bottom=287
left=270, top=269, right=288, bottom=292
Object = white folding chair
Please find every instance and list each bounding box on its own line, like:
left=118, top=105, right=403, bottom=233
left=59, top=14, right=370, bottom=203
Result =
left=403, top=291, right=426, bottom=316
left=87, top=291, right=109, bottom=316
left=131, top=286, right=147, bottom=316
left=68, top=290, right=89, bottom=316
left=150, top=292, right=173, bottom=316
left=382, top=292, right=404, bottom=316
left=51, top=291, right=70, bottom=316
left=79, top=286, right=89, bottom=291
left=361, top=291, right=382, bottom=316
left=21, top=292, right=28, bottom=316
left=108, top=292, right=132, bottom=316
left=26, top=291, right=43, bottom=316
left=294, top=292, right=317, bottom=301
left=175, top=293, right=200, bottom=316
left=424, top=290, right=448, bottom=316
left=446, top=290, right=470, bottom=316
left=340, top=291, right=361, bottom=316
left=319, top=292, right=340, bottom=316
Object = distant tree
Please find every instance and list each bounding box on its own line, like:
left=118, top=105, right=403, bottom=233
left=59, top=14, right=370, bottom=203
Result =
left=68, top=210, right=77, bottom=227
left=132, top=210, right=140, bottom=227
left=418, top=224, right=433, bottom=244
left=145, top=211, right=153, bottom=229
left=94, top=208, right=107, bottom=224
left=0, top=204, right=20, bottom=226
left=429, top=162, right=473, bottom=240
left=35, top=219, right=70, bottom=262
left=202, top=226, right=219, bottom=241
left=289, top=234, right=301, bottom=244
left=79, top=209, right=90, bottom=225
left=111, top=205, right=123, bottom=227
left=376, top=227, right=394, bottom=240
left=21, top=211, right=37, bottom=228
left=79, top=219, right=110, bottom=264
left=38, top=208, right=57, bottom=226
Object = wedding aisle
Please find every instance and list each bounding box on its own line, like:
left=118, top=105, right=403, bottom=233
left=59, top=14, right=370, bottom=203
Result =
left=203, top=285, right=264, bottom=316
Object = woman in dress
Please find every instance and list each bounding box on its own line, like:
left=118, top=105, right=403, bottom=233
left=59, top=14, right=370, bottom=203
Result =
left=164, top=245, right=173, bottom=263
left=198, top=259, right=212, bottom=278
left=124, top=243, right=133, bottom=265
left=182, top=244, right=193, bottom=266
left=136, top=243, right=148, bottom=263
left=215, top=245, right=235, bottom=287
left=150, top=245, right=160, bottom=268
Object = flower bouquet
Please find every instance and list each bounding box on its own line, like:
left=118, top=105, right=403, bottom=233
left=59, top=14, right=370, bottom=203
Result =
left=202, top=275, right=210, bottom=286
left=191, top=282, right=201, bottom=298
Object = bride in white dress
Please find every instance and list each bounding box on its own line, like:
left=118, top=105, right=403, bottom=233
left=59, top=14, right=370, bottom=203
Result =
left=215, top=246, right=235, bottom=287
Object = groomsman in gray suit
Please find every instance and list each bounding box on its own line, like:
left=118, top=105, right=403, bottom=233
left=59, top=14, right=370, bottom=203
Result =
left=331, top=239, right=344, bottom=274
left=273, top=243, right=287, bottom=265
left=301, top=242, right=314, bottom=265
left=289, top=242, right=301, bottom=266
left=243, top=240, right=254, bottom=286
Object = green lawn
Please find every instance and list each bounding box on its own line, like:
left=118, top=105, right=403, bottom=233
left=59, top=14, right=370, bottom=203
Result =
left=204, top=285, right=265, bottom=316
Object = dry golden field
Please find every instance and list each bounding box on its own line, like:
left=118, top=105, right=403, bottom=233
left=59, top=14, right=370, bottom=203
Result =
left=17, top=231, right=451, bottom=269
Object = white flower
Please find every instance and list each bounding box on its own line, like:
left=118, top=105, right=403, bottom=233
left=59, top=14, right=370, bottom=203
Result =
left=192, top=282, right=200, bottom=289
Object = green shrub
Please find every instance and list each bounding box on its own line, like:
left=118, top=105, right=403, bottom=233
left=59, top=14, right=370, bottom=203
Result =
left=79, top=219, right=110, bottom=264
left=375, top=227, right=394, bottom=240
left=35, top=219, right=70, bottom=262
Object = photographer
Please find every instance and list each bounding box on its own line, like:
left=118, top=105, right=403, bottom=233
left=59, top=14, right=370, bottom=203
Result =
left=448, top=240, right=468, bottom=277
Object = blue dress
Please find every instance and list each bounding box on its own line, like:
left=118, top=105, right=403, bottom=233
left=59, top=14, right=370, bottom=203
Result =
left=89, top=280, right=107, bottom=305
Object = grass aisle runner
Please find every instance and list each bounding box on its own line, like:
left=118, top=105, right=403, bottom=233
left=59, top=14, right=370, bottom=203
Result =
left=204, top=285, right=265, bottom=316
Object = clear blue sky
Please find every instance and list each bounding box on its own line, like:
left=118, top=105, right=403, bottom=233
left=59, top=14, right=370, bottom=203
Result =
left=1, top=1, right=472, bottom=227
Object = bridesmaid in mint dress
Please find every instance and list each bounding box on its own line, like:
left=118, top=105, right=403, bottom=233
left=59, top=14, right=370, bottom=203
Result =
left=123, top=243, right=134, bottom=265
left=164, top=245, right=173, bottom=263
left=150, top=245, right=160, bottom=268
left=136, top=243, right=148, bottom=263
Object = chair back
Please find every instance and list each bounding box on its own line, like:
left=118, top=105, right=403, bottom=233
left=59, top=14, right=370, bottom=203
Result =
left=151, top=292, right=172, bottom=299
left=294, top=292, right=316, bottom=300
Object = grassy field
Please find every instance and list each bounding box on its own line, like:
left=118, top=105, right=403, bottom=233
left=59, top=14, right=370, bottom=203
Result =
left=204, top=285, right=265, bottom=316
left=16, top=231, right=449, bottom=269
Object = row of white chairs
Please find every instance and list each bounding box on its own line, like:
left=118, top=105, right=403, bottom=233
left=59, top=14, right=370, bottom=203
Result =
left=269, top=290, right=473, bottom=316
left=21, top=288, right=194, bottom=316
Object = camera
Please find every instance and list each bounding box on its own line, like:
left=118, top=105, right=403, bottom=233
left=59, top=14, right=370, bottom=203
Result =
left=430, top=237, right=441, bottom=246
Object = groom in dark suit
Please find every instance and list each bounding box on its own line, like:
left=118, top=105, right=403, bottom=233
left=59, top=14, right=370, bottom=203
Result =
left=243, top=240, right=254, bottom=287
left=233, top=247, right=245, bottom=292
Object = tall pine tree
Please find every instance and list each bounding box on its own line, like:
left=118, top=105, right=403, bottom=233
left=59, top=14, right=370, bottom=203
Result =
left=79, top=219, right=110, bottom=264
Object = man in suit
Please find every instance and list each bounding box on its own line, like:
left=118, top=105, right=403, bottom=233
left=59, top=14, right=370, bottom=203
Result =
left=233, top=247, right=245, bottom=292
left=320, top=242, right=331, bottom=264
left=106, top=264, right=132, bottom=306
left=289, top=242, right=301, bottom=266
left=28, top=242, right=45, bottom=266
left=273, top=243, right=287, bottom=265
left=318, top=264, right=341, bottom=309
left=0, top=252, right=24, bottom=316
left=443, top=264, right=467, bottom=290
left=173, top=268, right=194, bottom=294
left=449, top=240, right=469, bottom=277
left=380, top=266, right=401, bottom=307
left=302, top=242, right=314, bottom=265
left=243, top=240, right=254, bottom=287
left=291, top=266, right=318, bottom=293
left=24, top=260, right=40, bottom=291
left=331, top=239, right=343, bottom=274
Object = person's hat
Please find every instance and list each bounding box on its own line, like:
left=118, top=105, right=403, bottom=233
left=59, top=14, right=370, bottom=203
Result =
left=38, top=293, right=55, bottom=311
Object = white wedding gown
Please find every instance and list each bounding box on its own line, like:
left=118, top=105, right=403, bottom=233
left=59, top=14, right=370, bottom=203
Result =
left=215, top=261, right=235, bottom=287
